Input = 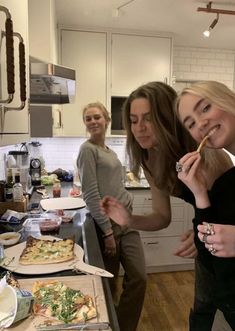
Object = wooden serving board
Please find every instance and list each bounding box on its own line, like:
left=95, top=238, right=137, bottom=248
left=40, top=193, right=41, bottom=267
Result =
left=8, top=275, right=110, bottom=331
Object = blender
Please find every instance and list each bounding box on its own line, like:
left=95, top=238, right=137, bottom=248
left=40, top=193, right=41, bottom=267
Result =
left=28, top=141, right=45, bottom=187
left=7, top=143, right=30, bottom=192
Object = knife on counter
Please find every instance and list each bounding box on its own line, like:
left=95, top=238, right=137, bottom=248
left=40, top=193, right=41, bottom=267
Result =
left=35, top=322, right=110, bottom=330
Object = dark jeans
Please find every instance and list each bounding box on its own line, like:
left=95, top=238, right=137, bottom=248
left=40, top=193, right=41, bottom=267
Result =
left=95, top=222, right=147, bottom=331
left=190, top=258, right=235, bottom=331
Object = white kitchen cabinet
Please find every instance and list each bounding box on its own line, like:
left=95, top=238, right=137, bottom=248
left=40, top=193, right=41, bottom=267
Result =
left=0, top=0, right=29, bottom=145
left=28, top=0, right=57, bottom=63
left=60, top=29, right=107, bottom=136
left=111, top=33, right=172, bottom=96
left=131, top=190, right=194, bottom=273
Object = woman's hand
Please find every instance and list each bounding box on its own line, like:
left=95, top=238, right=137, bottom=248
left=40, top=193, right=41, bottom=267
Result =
left=177, top=152, right=209, bottom=208
left=104, top=234, right=116, bottom=256
left=100, top=196, right=131, bottom=227
left=174, top=229, right=197, bottom=258
left=198, top=222, right=235, bottom=257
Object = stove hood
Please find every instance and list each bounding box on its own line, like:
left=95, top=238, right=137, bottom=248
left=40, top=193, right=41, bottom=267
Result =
left=30, top=60, right=76, bottom=105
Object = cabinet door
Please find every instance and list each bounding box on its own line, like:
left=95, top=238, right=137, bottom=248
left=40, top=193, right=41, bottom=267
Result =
left=60, top=30, right=107, bottom=136
left=111, top=33, right=172, bottom=96
left=0, top=0, right=29, bottom=142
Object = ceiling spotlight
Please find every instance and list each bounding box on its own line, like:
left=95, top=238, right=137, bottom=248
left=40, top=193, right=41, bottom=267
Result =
left=203, top=13, right=219, bottom=38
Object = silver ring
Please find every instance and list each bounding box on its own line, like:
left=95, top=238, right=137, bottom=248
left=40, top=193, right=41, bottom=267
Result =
left=208, top=244, right=217, bottom=255
left=202, top=233, right=208, bottom=244
left=205, top=223, right=215, bottom=235
left=176, top=162, right=183, bottom=173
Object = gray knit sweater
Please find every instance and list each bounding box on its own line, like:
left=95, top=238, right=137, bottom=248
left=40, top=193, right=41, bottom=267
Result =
left=77, top=140, right=133, bottom=233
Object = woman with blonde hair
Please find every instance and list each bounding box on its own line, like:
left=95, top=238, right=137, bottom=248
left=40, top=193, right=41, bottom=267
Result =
left=176, top=80, right=235, bottom=329
left=77, top=101, right=147, bottom=331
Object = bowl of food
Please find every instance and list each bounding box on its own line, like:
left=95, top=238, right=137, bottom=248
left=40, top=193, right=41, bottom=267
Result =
left=23, top=214, right=62, bottom=235
left=0, top=232, right=21, bottom=246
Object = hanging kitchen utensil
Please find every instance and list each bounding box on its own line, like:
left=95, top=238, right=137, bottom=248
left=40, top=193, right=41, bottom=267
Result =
left=0, top=5, right=15, bottom=104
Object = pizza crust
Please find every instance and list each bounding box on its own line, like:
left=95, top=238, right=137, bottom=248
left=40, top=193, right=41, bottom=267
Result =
left=19, top=236, right=75, bottom=265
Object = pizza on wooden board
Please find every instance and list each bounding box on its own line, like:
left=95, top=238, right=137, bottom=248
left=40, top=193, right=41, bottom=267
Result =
left=19, top=236, right=75, bottom=265
left=32, top=280, right=97, bottom=323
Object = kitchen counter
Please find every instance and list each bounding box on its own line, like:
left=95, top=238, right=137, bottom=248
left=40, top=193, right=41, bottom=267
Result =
left=0, top=183, right=120, bottom=331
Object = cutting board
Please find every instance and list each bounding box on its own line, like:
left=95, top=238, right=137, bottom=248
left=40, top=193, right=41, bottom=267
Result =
left=0, top=236, right=113, bottom=278
left=40, top=197, right=86, bottom=211
left=7, top=275, right=110, bottom=331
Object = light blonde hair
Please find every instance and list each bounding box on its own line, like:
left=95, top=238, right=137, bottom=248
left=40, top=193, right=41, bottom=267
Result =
left=82, top=102, right=111, bottom=128
left=123, top=81, right=232, bottom=196
left=176, top=80, right=235, bottom=117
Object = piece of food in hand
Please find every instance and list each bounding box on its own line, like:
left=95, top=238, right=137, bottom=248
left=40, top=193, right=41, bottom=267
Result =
left=196, top=135, right=209, bottom=153
left=32, top=280, right=97, bottom=323
left=19, top=236, right=75, bottom=265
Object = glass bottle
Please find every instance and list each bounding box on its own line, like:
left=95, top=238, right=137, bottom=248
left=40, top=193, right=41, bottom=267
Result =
left=53, top=180, right=61, bottom=198
left=5, top=168, right=14, bottom=202
left=13, top=174, right=24, bottom=202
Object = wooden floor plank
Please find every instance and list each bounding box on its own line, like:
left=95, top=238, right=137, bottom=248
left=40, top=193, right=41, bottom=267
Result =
left=117, top=270, right=195, bottom=331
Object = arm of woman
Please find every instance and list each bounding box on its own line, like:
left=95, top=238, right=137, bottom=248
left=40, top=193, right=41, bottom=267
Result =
left=101, top=170, right=172, bottom=231
left=177, top=151, right=210, bottom=208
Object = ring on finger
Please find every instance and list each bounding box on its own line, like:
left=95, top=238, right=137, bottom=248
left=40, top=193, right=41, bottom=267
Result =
left=176, top=162, right=183, bottom=173
left=208, top=244, right=217, bottom=255
left=205, top=223, right=215, bottom=235
left=202, top=233, right=208, bottom=244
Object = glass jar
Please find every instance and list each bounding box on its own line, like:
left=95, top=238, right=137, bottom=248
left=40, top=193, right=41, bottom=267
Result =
left=52, top=181, right=61, bottom=198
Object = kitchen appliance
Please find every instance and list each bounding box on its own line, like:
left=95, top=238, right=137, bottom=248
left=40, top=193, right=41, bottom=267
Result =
left=28, top=141, right=44, bottom=187
left=7, top=144, right=30, bottom=192
left=111, top=96, right=127, bottom=135
left=30, top=57, right=76, bottom=104
left=30, top=158, right=41, bottom=186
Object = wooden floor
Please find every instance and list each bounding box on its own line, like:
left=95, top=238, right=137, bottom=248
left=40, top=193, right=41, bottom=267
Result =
left=117, top=270, right=195, bottom=331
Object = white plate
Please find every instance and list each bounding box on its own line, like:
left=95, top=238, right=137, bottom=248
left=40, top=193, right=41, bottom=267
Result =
left=0, top=236, right=113, bottom=278
left=40, top=197, right=86, bottom=210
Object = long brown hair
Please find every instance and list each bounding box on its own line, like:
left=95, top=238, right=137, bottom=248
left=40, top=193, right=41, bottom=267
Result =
left=123, top=81, right=198, bottom=194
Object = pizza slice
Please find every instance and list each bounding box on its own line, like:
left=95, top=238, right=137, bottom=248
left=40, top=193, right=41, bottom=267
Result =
left=19, top=236, right=75, bottom=265
left=32, top=280, right=97, bottom=323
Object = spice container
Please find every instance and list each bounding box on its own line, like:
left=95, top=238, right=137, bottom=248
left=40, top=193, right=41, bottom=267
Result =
left=52, top=180, right=61, bottom=198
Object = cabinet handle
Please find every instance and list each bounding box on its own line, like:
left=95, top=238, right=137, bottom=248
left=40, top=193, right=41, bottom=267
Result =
left=0, top=6, right=14, bottom=104
left=5, top=32, right=26, bottom=111
left=144, top=241, right=159, bottom=245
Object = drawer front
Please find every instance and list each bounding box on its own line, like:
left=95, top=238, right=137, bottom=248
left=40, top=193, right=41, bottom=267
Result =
left=141, top=236, right=193, bottom=267
left=139, top=220, right=184, bottom=237
left=171, top=204, right=185, bottom=220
